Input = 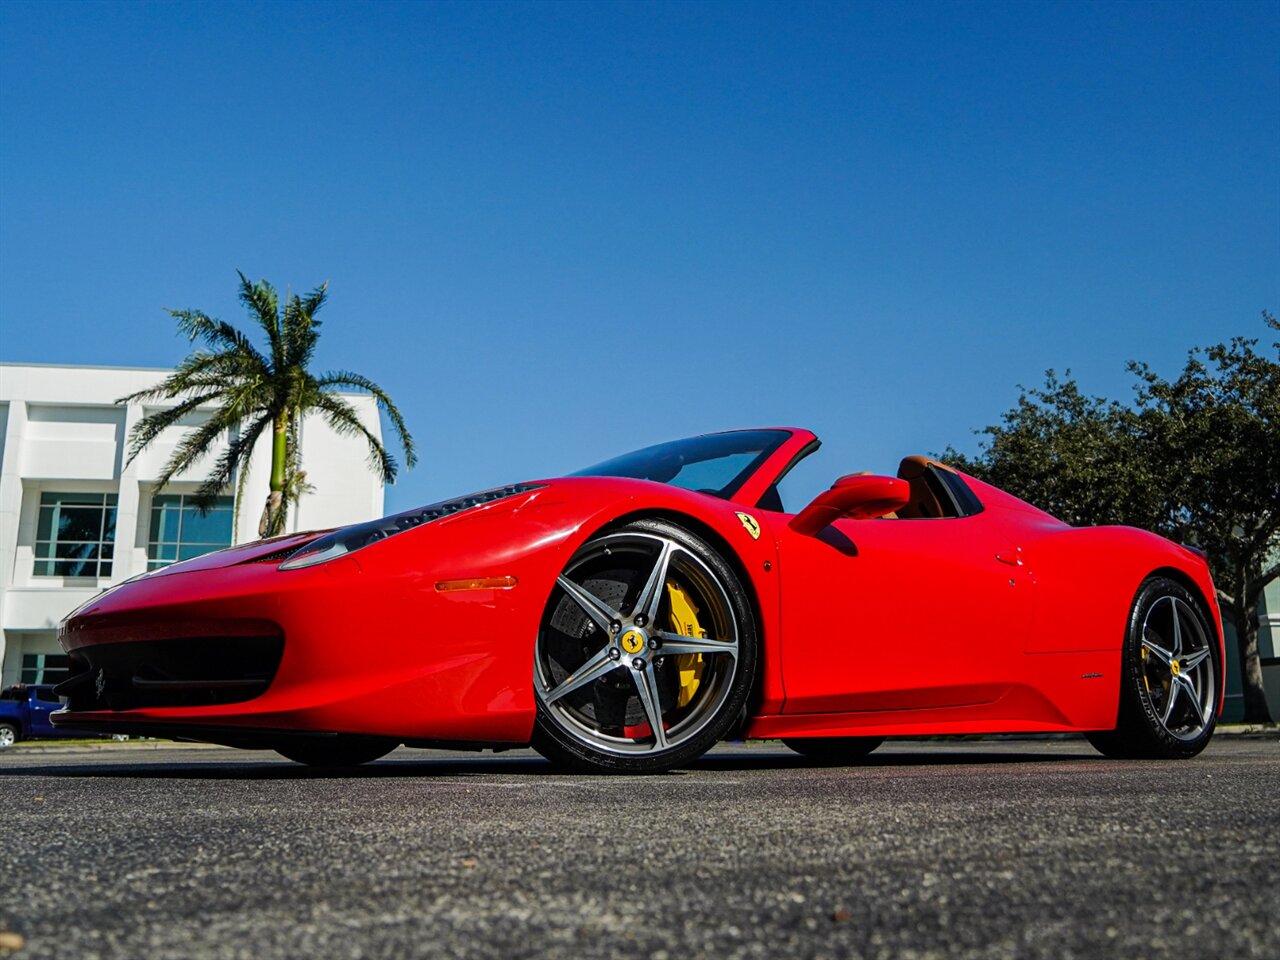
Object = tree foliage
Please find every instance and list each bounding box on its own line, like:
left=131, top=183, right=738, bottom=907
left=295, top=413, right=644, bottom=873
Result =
left=120, top=273, right=417, bottom=536
left=944, top=314, right=1279, bottom=723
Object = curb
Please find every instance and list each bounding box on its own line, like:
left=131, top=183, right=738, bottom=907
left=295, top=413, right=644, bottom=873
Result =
left=2, top=739, right=230, bottom=755
left=5, top=727, right=1276, bottom=757
left=1213, top=724, right=1280, bottom=740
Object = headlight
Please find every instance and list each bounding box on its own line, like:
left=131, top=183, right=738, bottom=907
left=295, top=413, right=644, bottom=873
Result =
left=278, top=483, right=544, bottom=570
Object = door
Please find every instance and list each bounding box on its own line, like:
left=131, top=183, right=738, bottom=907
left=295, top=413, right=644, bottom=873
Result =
left=776, top=511, right=1032, bottom=714
left=28, top=688, right=61, bottom=737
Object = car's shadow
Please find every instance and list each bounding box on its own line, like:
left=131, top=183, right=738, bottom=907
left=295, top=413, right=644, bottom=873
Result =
left=1, top=743, right=1104, bottom=780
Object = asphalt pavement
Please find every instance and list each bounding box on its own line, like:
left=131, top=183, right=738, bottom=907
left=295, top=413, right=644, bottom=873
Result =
left=2, top=737, right=1277, bottom=960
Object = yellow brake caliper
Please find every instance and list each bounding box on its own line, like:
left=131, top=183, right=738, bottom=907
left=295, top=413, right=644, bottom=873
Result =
left=1141, top=646, right=1170, bottom=700
left=666, top=582, right=707, bottom=709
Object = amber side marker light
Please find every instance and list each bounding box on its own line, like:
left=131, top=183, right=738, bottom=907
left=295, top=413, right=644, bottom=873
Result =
left=435, top=576, right=518, bottom=592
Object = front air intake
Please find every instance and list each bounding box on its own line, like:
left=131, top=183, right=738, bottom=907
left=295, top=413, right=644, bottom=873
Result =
left=56, top=635, right=285, bottom=711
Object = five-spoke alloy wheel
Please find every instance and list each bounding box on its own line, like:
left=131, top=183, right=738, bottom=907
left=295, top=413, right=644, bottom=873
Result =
left=1088, top=576, right=1220, bottom=760
left=532, top=519, right=757, bottom=773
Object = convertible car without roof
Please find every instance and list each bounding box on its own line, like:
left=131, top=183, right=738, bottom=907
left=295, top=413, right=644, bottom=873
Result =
left=53, top=428, right=1224, bottom=772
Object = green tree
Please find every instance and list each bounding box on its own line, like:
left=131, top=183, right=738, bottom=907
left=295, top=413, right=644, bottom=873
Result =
left=945, top=315, right=1279, bottom=724
left=120, top=272, right=416, bottom=537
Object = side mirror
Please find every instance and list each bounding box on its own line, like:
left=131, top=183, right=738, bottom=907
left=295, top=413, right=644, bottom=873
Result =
left=789, top=474, right=910, bottom=537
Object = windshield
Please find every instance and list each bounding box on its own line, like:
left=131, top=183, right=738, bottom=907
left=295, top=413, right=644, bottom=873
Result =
left=572, top=430, right=789, bottom=498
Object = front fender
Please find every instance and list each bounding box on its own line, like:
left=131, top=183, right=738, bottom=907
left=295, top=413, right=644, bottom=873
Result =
left=435, top=480, right=785, bottom=717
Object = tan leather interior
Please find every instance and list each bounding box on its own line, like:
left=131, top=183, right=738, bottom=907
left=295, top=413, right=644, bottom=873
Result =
left=895, top=456, right=952, bottom=520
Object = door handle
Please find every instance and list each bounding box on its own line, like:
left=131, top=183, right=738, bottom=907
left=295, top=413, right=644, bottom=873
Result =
left=996, top=548, right=1023, bottom=567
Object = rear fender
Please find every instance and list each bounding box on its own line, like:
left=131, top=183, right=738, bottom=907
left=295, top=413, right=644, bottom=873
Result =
left=1022, top=524, right=1223, bottom=658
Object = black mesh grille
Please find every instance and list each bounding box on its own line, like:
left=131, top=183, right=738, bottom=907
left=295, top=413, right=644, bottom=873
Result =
left=245, top=545, right=310, bottom=564
left=58, top=635, right=284, bottom=711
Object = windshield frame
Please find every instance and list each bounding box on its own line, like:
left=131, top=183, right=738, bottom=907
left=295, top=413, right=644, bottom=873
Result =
left=571, top=429, right=793, bottom=500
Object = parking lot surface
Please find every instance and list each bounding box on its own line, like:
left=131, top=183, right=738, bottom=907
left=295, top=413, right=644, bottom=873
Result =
left=2, top=737, right=1277, bottom=959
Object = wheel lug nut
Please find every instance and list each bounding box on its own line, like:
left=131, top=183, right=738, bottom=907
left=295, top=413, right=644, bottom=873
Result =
left=633, top=658, right=646, bottom=670
left=635, top=615, right=647, bottom=627
left=608, top=648, right=621, bottom=661
left=648, top=638, right=660, bottom=650
left=610, top=621, right=622, bottom=634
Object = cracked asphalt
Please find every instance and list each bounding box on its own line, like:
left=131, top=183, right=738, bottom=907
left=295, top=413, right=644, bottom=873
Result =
left=1, top=737, right=1277, bottom=960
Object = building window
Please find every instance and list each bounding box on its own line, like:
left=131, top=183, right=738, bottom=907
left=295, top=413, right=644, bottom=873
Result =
left=34, top=492, right=118, bottom=577
left=21, top=653, right=70, bottom=686
left=147, top=494, right=234, bottom=570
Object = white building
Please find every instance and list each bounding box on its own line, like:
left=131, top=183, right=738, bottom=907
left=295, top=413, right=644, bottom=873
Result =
left=0, top=363, right=385, bottom=688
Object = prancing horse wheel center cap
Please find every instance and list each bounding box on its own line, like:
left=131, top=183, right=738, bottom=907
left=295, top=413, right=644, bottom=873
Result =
left=620, top=630, right=645, bottom=655
left=1171, top=659, right=1181, bottom=677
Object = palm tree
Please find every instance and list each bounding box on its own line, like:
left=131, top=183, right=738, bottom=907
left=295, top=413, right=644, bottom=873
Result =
left=120, top=272, right=416, bottom=537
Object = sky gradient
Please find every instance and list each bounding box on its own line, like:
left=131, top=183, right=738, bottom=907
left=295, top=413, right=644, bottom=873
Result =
left=2, top=0, right=1277, bottom=511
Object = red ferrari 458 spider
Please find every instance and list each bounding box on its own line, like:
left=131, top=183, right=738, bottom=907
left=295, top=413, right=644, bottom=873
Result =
left=54, top=428, right=1223, bottom=772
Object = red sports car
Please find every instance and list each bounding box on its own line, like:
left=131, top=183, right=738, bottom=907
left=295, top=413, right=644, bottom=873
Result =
left=54, top=428, right=1224, bottom=772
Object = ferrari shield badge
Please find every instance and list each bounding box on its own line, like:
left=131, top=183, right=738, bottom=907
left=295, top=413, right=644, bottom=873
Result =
left=735, top=512, right=761, bottom=540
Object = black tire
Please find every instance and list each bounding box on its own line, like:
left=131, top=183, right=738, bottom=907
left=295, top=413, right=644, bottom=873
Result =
left=1086, top=576, right=1220, bottom=760
left=0, top=722, right=18, bottom=750
left=275, top=736, right=397, bottom=767
left=532, top=518, right=757, bottom=774
left=782, top=737, right=884, bottom=764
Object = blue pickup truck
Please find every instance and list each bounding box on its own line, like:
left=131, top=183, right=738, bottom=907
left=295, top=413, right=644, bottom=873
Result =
left=0, top=684, right=79, bottom=748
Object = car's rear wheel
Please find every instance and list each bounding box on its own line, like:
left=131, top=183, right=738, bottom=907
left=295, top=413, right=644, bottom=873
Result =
left=275, top=737, right=396, bottom=767
left=0, top=723, right=17, bottom=750
left=782, top=737, right=884, bottom=763
left=532, top=518, right=757, bottom=774
left=1087, top=576, right=1219, bottom=760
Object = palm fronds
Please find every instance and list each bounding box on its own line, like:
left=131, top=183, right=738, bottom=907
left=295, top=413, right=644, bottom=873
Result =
left=121, top=272, right=416, bottom=534
left=308, top=391, right=399, bottom=483
left=315, top=370, right=417, bottom=469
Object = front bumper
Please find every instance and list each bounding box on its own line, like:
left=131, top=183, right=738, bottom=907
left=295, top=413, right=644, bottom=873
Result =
left=54, top=554, right=543, bottom=747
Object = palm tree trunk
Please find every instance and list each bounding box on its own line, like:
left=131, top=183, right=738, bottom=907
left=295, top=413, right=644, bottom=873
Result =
left=258, top=413, right=289, bottom=537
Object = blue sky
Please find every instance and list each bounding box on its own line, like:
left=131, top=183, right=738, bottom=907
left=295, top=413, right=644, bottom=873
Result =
left=1, top=0, right=1276, bottom=511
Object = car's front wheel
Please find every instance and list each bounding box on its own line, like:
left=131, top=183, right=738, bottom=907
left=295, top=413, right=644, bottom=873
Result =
left=1087, top=576, right=1219, bottom=760
left=532, top=518, right=757, bottom=774
left=0, top=723, right=17, bottom=750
